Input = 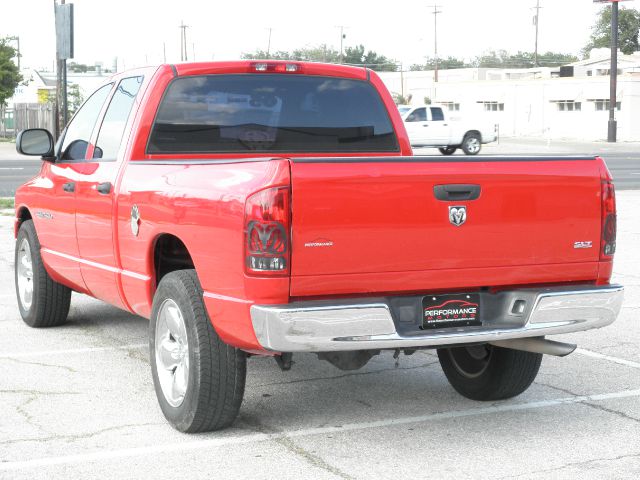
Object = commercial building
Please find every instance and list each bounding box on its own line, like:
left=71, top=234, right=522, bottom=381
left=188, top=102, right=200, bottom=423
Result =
left=378, top=49, right=640, bottom=142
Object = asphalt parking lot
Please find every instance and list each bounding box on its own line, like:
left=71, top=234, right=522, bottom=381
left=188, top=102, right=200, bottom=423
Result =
left=0, top=192, right=639, bottom=479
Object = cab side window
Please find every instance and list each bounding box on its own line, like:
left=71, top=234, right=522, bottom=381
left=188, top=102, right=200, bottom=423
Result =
left=59, top=83, right=113, bottom=161
left=406, top=108, right=427, bottom=122
left=93, top=76, right=144, bottom=160
left=430, top=107, right=445, bottom=121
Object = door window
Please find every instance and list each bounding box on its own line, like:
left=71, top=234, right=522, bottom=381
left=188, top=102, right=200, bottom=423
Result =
left=406, top=108, right=427, bottom=122
left=93, top=76, right=144, bottom=160
left=59, top=83, right=113, bottom=161
left=430, top=107, right=445, bottom=121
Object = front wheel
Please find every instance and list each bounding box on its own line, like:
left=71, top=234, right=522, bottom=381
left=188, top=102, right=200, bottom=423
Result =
left=150, top=270, right=246, bottom=433
left=15, top=220, right=71, bottom=328
left=438, top=146, right=457, bottom=155
left=461, top=133, right=482, bottom=155
left=437, top=344, right=542, bottom=401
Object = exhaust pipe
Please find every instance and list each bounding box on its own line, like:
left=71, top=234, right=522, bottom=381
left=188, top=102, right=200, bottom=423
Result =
left=490, top=337, right=576, bottom=357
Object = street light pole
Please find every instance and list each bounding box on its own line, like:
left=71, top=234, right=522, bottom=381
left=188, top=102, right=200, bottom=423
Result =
left=608, top=1, right=619, bottom=142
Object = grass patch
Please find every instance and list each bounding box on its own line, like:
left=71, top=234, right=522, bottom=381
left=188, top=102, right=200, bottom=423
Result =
left=0, top=137, right=15, bottom=143
left=0, top=198, right=15, bottom=209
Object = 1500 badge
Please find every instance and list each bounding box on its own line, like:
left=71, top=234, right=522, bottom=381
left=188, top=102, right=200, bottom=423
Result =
left=35, top=211, right=53, bottom=220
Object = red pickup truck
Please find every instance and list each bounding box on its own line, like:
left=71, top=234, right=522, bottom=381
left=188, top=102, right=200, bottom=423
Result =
left=14, top=61, right=623, bottom=433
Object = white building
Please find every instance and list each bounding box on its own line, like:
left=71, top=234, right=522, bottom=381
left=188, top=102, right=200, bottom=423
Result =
left=379, top=50, right=640, bottom=142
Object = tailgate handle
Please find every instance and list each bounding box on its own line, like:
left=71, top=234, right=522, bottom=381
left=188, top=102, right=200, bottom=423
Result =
left=433, top=184, right=481, bottom=201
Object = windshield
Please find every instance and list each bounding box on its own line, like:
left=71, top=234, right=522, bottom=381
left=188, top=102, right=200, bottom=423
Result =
left=148, top=74, right=399, bottom=153
left=397, top=106, right=412, bottom=116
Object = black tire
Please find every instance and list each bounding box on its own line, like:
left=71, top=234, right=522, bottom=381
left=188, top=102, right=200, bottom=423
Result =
left=149, top=269, right=246, bottom=433
left=461, top=132, right=482, bottom=155
left=15, top=220, right=71, bottom=328
left=438, top=146, right=457, bottom=155
left=437, top=344, right=542, bottom=401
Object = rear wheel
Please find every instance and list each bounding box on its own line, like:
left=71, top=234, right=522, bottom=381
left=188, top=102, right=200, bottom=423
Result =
left=437, top=344, right=542, bottom=400
left=15, top=220, right=71, bottom=328
left=461, top=133, right=482, bottom=155
left=150, top=270, right=246, bottom=433
left=438, top=146, right=457, bottom=155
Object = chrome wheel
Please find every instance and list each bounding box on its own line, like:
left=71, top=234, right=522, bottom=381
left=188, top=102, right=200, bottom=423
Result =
left=155, top=298, right=190, bottom=407
left=448, top=344, right=493, bottom=379
left=17, top=238, right=34, bottom=311
left=464, top=137, right=481, bottom=154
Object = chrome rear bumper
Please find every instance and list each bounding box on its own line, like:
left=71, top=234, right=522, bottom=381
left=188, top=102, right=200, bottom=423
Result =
left=250, top=285, right=624, bottom=352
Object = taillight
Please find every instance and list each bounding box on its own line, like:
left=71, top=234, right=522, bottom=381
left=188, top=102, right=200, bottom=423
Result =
left=244, top=186, right=290, bottom=276
left=600, top=180, right=616, bottom=259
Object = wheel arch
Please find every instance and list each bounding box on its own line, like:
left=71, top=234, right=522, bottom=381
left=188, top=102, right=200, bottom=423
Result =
left=464, top=130, right=482, bottom=142
left=152, top=233, right=196, bottom=290
left=14, top=206, right=33, bottom=238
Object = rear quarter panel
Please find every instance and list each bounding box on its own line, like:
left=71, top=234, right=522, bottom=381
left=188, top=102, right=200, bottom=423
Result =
left=116, top=159, right=291, bottom=348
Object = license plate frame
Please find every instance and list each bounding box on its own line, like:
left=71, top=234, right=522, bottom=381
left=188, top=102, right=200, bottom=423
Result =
left=421, top=293, right=481, bottom=330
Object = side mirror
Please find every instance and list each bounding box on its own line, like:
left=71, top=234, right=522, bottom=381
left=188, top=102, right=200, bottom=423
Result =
left=16, top=129, right=55, bottom=160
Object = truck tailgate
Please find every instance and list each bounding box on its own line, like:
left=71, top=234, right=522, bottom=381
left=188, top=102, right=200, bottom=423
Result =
left=289, top=156, right=603, bottom=297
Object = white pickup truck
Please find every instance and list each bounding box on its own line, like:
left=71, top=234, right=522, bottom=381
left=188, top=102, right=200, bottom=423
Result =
left=398, top=104, right=497, bottom=155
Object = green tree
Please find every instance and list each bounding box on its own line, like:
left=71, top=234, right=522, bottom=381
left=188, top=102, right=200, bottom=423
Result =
left=584, top=6, right=640, bottom=56
left=67, top=83, right=84, bottom=115
left=242, top=44, right=397, bottom=71
left=0, top=37, right=23, bottom=107
left=242, top=45, right=340, bottom=62
left=343, top=44, right=397, bottom=71
left=410, top=56, right=466, bottom=71
left=471, top=50, right=577, bottom=68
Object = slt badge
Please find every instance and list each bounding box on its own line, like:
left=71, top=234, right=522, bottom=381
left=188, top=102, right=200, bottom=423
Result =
left=449, top=206, right=467, bottom=227
left=131, top=205, right=141, bottom=236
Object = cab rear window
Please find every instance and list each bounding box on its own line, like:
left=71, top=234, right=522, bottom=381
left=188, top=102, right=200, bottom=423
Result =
left=147, top=74, right=398, bottom=153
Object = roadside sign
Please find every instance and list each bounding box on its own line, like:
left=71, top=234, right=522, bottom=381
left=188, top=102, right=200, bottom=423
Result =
left=55, top=3, right=74, bottom=60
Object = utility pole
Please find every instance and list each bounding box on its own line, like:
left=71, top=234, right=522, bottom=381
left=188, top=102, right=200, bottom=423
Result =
left=179, top=21, right=189, bottom=61
left=608, top=0, right=619, bottom=142
left=336, top=26, right=347, bottom=63
left=533, top=0, right=542, bottom=67
left=266, top=27, right=272, bottom=58
left=54, top=0, right=73, bottom=137
left=428, top=5, right=442, bottom=82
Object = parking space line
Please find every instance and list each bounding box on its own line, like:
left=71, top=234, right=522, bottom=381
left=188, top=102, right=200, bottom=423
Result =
left=0, top=344, right=148, bottom=360
left=575, top=348, right=640, bottom=369
left=2, top=387, right=640, bottom=471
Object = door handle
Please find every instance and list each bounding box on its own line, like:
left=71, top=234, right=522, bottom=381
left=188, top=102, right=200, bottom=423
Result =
left=95, top=182, right=112, bottom=195
left=434, top=184, right=481, bottom=201
left=422, top=124, right=429, bottom=127
left=62, top=182, right=75, bottom=193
